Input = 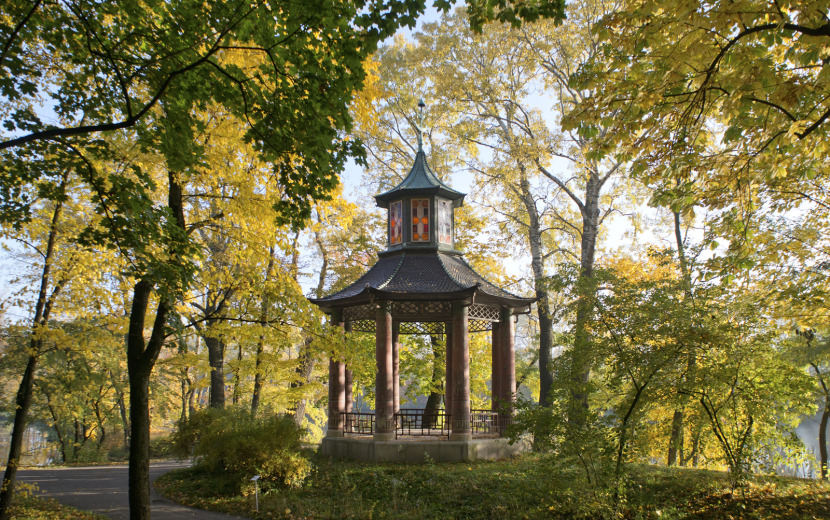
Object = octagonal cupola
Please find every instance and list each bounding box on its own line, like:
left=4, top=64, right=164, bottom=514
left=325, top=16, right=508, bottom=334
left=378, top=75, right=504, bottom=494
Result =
left=374, top=101, right=465, bottom=254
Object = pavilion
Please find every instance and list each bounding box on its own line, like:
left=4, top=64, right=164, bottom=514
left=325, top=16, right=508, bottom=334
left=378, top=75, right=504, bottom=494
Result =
left=309, top=108, right=534, bottom=462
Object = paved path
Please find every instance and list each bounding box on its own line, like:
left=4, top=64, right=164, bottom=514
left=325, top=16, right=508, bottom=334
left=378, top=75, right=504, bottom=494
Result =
left=17, top=461, right=246, bottom=519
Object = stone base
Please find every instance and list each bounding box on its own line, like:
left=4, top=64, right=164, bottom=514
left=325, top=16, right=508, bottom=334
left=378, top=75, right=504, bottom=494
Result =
left=319, top=436, right=526, bottom=463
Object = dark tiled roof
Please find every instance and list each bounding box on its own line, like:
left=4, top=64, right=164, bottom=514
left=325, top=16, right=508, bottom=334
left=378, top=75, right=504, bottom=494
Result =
left=317, top=255, right=401, bottom=300
left=374, top=150, right=465, bottom=206
left=310, top=251, right=531, bottom=308
left=438, top=254, right=523, bottom=301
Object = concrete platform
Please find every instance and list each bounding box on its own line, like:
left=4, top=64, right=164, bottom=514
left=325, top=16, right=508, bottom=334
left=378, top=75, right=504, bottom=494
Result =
left=319, top=435, right=526, bottom=463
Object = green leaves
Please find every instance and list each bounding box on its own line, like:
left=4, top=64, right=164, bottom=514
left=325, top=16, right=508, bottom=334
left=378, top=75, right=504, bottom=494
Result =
left=465, top=0, right=567, bottom=32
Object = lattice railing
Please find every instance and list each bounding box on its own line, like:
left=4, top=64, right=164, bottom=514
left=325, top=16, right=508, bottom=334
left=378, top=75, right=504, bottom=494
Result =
left=343, top=304, right=375, bottom=322
left=337, top=302, right=502, bottom=334
left=469, top=304, right=500, bottom=321
left=398, top=321, right=446, bottom=335
left=469, top=320, right=493, bottom=333
left=393, top=301, right=452, bottom=318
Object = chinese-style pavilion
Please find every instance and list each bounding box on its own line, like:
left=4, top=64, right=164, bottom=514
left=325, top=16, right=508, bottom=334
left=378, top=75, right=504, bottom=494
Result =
left=310, top=109, right=534, bottom=462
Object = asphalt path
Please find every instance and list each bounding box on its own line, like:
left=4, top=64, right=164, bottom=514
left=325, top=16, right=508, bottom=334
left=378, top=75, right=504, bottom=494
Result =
left=16, top=461, right=246, bottom=519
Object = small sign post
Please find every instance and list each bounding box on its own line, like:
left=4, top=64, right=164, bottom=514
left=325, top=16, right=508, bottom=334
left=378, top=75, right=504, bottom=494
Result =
left=250, top=475, right=260, bottom=512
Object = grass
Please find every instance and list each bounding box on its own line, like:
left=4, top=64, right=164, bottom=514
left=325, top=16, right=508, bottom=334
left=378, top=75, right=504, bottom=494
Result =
left=155, top=452, right=830, bottom=520
left=8, top=494, right=108, bottom=520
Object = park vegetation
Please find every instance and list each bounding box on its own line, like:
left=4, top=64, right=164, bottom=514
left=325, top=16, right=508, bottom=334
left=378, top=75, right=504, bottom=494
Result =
left=2, top=0, right=830, bottom=519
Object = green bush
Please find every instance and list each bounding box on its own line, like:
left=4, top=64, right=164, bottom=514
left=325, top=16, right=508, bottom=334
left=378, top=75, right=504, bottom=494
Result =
left=107, top=444, right=130, bottom=461
left=69, top=442, right=109, bottom=464
left=172, top=406, right=312, bottom=490
left=150, top=435, right=176, bottom=459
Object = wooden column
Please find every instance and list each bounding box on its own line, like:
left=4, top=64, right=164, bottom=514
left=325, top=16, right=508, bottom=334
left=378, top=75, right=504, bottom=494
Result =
left=375, top=302, right=395, bottom=440
left=450, top=302, right=471, bottom=440
left=393, top=321, right=401, bottom=413
left=499, top=307, right=516, bottom=430
left=344, top=321, right=353, bottom=413
left=444, top=321, right=453, bottom=416
left=491, top=321, right=502, bottom=413
left=327, top=312, right=346, bottom=437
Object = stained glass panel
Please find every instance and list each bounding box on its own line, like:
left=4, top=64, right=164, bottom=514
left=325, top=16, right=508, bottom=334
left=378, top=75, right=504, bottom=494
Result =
left=389, top=201, right=402, bottom=244
left=437, top=198, right=453, bottom=245
left=411, top=198, right=429, bottom=242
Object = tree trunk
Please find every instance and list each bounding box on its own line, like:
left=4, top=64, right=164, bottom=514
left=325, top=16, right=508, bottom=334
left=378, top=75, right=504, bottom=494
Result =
left=205, top=335, right=225, bottom=408
left=0, top=354, right=39, bottom=519
left=516, top=169, right=554, bottom=405
left=127, top=167, right=184, bottom=520
left=111, top=370, right=130, bottom=447
left=569, top=177, right=600, bottom=423
left=0, top=187, right=66, bottom=520
left=180, top=372, right=189, bottom=424
left=667, top=410, right=684, bottom=466
left=127, top=281, right=171, bottom=520
left=422, top=335, right=445, bottom=428
left=95, top=402, right=107, bottom=449
left=820, top=399, right=829, bottom=479
left=252, top=245, right=277, bottom=415
left=668, top=210, right=694, bottom=466
left=290, top=339, right=317, bottom=425
left=251, top=338, right=265, bottom=415
left=231, top=344, right=242, bottom=405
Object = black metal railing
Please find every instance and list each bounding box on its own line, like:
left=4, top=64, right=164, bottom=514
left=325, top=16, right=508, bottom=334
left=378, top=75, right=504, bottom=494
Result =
left=340, top=409, right=511, bottom=437
left=470, top=409, right=500, bottom=434
left=395, top=408, right=451, bottom=439
left=343, top=412, right=375, bottom=435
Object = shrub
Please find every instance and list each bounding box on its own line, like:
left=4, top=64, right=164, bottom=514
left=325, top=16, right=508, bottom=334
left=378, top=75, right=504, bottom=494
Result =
left=150, top=435, right=176, bottom=459
left=172, top=406, right=312, bottom=490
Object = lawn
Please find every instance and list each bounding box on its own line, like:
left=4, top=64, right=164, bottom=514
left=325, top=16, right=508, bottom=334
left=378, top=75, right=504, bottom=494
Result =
left=154, top=452, right=830, bottom=520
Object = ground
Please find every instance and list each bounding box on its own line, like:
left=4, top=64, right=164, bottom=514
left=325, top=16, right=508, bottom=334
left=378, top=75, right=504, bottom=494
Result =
left=155, top=452, right=830, bottom=520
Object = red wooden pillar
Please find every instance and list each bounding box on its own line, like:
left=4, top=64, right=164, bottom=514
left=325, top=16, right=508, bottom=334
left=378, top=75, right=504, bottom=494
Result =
left=393, top=321, right=401, bottom=413
left=444, top=321, right=453, bottom=416
left=344, top=321, right=353, bottom=413
left=328, top=359, right=346, bottom=436
left=345, top=369, right=353, bottom=413
left=327, top=312, right=346, bottom=437
left=450, top=302, right=471, bottom=440
left=375, top=302, right=395, bottom=440
left=491, top=321, right=502, bottom=413
left=499, top=306, right=516, bottom=430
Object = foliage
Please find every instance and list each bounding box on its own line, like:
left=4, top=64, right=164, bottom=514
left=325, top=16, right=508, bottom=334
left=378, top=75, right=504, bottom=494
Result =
left=156, top=452, right=830, bottom=520
left=171, top=406, right=312, bottom=490
left=458, top=0, right=567, bottom=31
left=509, top=251, right=815, bottom=494
left=563, top=0, right=830, bottom=270
left=8, top=494, right=107, bottom=520
left=0, top=0, right=436, bottom=227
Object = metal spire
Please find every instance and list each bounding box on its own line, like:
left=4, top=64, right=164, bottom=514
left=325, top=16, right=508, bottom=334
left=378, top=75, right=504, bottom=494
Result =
left=415, top=98, right=426, bottom=151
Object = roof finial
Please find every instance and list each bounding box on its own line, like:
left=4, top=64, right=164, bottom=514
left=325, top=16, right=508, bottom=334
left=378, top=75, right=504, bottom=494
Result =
left=415, top=98, right=426, bottom=151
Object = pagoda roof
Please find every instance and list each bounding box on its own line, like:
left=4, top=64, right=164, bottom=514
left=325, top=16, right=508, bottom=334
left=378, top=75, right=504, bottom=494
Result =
left=374, top=149, right=465, bottom=207
left=309, top=251, right=534, bottom=311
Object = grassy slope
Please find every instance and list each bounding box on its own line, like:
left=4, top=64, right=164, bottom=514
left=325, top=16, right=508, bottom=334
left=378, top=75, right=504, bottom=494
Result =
left=155, top=453, right=830, bottom=520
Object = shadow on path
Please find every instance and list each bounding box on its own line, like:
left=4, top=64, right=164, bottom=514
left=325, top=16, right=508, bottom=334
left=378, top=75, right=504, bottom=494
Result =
left=17, top=461, right=246, bottom=519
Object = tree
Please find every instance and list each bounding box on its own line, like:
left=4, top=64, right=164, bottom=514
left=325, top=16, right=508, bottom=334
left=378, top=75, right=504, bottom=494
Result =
left=563, top=0, right=830, bottom=263
left=408, top=2, right=636, bottom=410
left=1, top=2, right=434, bottom=517
left=0, top=172, right=112, bottom=515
